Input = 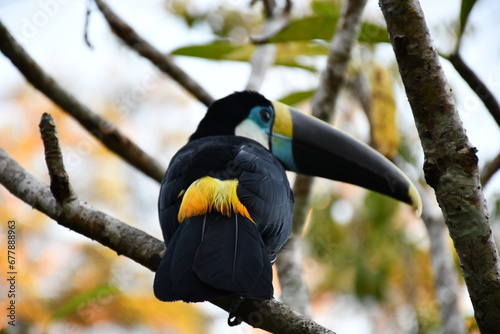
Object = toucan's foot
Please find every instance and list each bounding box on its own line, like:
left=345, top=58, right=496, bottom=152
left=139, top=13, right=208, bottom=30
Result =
left=227, top=296, right=244, bottom=326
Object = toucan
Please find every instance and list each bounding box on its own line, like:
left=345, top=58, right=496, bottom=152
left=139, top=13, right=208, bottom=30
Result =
left=153, top=91, right=421, bottom=303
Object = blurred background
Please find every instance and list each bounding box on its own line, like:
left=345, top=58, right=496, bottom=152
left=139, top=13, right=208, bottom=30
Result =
left=0, top=0, right=499, bottom=333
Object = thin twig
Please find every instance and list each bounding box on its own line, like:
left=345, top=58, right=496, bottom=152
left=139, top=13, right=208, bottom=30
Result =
left=39, top=113, right=76, bottom=203
left=0, top=146, right=335, bottom=334
left=251, top=0, right=292, bottom=44
left=449, top=52, right=500, bottom=128
left=84, top=0, right=95, bottom=49
left=94, top=0, right=214, bottom=107
left=0, top=21, right=165, bottom=183
left=261, top=0, right=276, bottom=18
left=481, top=151, right=500, bottom=187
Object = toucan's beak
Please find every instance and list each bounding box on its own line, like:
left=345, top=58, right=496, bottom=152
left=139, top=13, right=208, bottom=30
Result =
left=271, top=101, right=422, bottom=216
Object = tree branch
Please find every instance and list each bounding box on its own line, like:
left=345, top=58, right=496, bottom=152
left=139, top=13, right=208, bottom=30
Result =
left=94, top=0, right=214, bottom=107
left=278, top=0, right=369, bottom=316
left=379, top=0, right=500, bottom=332
left=39, top=113, right=76, bottom=203
left=211, top=297, right=335, bottom=333
left=449, top=52, right=500, bottom=128
left=293, top=0, right=369, bottom=233
left=0, top=147, right=165, bottom=272
left=245, top=0, right=282, bottom=91
left=0, top=115, right=335, bottom=333
left=419, top=185, right=467, bottom=334
left=0, top=21, right=165, bottom=183
left=251, top=0, right=292, bottom=45
left=481, top=151, right=500, bottom=187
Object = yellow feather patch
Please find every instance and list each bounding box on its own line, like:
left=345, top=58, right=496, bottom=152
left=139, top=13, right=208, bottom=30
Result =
left=177, top=176, right=254, bottom=223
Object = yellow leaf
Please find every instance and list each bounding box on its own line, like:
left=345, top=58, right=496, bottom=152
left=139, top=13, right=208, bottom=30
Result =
left=370, top=65, right=400, bottom=158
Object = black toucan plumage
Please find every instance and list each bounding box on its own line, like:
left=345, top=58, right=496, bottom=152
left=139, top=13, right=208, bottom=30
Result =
left=154, top=91, right=421, bottom=303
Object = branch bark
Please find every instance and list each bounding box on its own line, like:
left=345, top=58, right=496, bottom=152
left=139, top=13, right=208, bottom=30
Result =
left=379, top=0, right=500, bottom=332
left=0, top=147, right=165, bottom=272
left=94, top=0, right=214, bottom=107
left=39, top=113, right=76, bottom=204
left=278, top=0, right=369, bottom=315
left=419, top=185, right=467, bottom=334
left=0, top=21, right=165, bottom=183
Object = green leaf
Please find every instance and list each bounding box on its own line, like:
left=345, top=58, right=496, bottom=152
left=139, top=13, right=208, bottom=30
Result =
left=171, top=40, right=326, bottom=71
left=171, top=40, right=251, bottom=61
left=268, top=15, right=389, bottom=45
left=269, top=16, right=338, bottom=43
left=278, top=89, right=315, bottom=106
left=459, top=0, right=477, bottom=36
left=311, top=0, right=341, bottom=16
left=359, top=22, right=390, bottom=44
left=50, top=283, right=121, bottom=322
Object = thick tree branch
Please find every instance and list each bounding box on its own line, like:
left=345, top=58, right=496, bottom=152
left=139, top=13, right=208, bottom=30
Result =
left=211, top=296, right=334, bottom=333
left=94, top=0, right=214, bottom=107
left=0, top=147, right=165, bottom=272
left=0, top=21, right=165, bottom=183
left=449, top=52, right=500, bottom=128
left=379, top=0, right=500, bottom=332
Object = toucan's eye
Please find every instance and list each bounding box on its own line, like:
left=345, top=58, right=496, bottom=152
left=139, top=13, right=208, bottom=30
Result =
left=260, top=108, right=271, bottom=123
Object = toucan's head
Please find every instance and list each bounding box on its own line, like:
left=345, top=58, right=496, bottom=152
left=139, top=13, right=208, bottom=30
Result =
left=191, top=91, right=422, bottom=215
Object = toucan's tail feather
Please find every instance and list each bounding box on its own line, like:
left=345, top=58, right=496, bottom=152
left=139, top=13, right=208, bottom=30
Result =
left=193, top=215, right=273, bottom=299
left=153, top=213, right=273, bottom=302
left=154, top=216, right=223, bottom=302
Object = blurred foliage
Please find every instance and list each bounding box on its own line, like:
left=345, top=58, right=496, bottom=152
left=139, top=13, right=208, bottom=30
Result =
left=168, top=0, right=389, bottom=72
left=164, top=0, right=263, bottom=37
left=370, top=65, right=400, bottom=158
left=278, top=89, right=315, bottom=106
left=171, top=40, right=325, bottom=71
left=458, top=0, right=478, bottom=38
left=305, top=190, right=438, bottom=329
left=268, top=1, right=389, bottom=44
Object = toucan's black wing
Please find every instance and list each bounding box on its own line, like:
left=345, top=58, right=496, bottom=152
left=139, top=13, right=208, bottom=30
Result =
left=155, top=136, right=293, bottom=302
left=232, top=141, right=293, bottom=261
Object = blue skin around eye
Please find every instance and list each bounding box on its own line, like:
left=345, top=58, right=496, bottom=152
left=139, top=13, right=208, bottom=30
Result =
left=248, top=106, right=273, bottom=131
left=248, top=106, right=298, bottom=171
